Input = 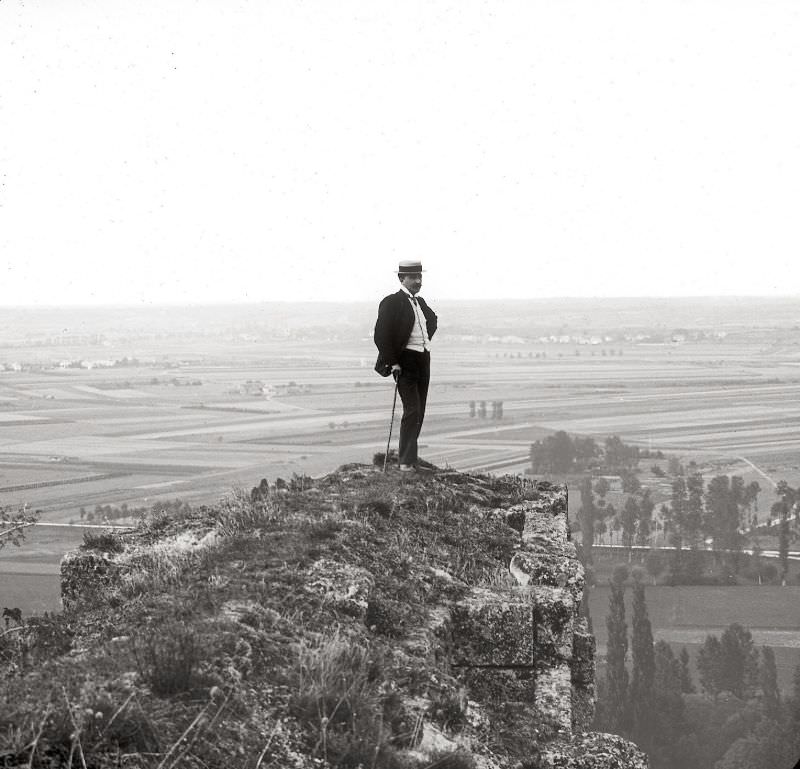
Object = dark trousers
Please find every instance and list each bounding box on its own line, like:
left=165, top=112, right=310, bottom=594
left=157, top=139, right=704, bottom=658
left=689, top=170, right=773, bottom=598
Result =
left=397, top=349, right=430, bottom=466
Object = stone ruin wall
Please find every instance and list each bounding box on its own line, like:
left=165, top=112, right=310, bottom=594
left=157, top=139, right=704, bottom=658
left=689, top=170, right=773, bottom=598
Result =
left=444, top=484, right=646, bottom=766
left=449, top=487, right=595, bottom=742
left=61, top=477, right=646, bottom=768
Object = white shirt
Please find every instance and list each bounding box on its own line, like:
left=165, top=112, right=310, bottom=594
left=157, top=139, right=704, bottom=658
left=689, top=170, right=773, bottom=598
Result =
left=401, top=287, right=431, bottom=352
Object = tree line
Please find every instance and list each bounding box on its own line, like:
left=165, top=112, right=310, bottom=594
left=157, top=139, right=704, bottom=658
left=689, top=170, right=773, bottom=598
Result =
left=596, top=567, right=800, bottom=769
left=529, top=431, right=649, bottom=476
left=78, top=498, right=192, bottom=524
left=540, top=425, right=800, bottom=584
left=534, top=431, right=800, bottom=579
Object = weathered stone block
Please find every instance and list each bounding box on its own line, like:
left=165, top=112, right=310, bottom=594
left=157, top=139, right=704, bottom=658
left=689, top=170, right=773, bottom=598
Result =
left=527, top=586, right=575, bottom=662
left=522, top=504, right=570, bottom=547
left=450, top=588, right=534, bottom=667
left=571, top=681, right=595, bottom=734
left=534, top=662, right=573, bottom=741
left=571, top=618, right=595, bottom=686
left=455, top=666, right=536, bottom=705
left=508, top=550, right=584, bottom=604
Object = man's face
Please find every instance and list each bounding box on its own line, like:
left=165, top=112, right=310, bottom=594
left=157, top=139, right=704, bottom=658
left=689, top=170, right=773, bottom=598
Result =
left=400, top=273, right=422, bottom=295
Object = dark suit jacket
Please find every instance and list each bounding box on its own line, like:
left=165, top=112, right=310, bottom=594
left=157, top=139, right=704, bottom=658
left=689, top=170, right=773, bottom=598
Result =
left=374, top=290, right=438, bottom=368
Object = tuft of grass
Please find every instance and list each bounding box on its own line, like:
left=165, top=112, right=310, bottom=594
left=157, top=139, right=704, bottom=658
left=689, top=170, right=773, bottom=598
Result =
left=358, top=499, right=394, bottom=519
left=349, top=483, right=400, bottom=524
left=82, top=528, right=124, bottom=553
left=119, top=548, right=205, bottom=598
left=289, top=628, right=405, bottom=768
left=214, top=487, right=286, bottom=538
left=304, top=515, right=344, bottom=542
left=476, top=565, right=517, bottom=589
left=131, top=619, right=207, bottom=696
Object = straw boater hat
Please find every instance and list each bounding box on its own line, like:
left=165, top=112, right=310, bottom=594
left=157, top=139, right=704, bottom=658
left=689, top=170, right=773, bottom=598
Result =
left=398, top=260, right=424, bottom=274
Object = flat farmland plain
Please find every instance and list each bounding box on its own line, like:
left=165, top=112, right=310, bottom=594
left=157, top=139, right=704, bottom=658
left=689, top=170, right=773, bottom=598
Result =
left=4, top=327, right=800, bottom=518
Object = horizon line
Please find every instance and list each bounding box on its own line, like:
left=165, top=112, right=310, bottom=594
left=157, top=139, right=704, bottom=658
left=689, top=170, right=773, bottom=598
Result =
left=2, top=294, right=800, bottom=310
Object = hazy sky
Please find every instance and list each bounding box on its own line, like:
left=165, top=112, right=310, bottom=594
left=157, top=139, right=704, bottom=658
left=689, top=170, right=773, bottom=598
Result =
left=2, top=1, right=799, bottom=306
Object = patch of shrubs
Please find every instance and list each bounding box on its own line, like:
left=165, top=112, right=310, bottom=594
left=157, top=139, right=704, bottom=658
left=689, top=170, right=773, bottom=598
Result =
left=365, top=598, right=406, bottom=637
left=25, top=612, right=75, bottom=662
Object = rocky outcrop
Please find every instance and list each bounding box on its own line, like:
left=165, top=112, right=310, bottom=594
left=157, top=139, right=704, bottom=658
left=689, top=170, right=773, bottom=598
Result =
left=58, top=466, right=646, bottom=769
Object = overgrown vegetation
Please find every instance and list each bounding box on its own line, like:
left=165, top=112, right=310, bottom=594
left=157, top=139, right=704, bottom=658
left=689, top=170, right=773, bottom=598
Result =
left=0, top=463, right=544, bottom=768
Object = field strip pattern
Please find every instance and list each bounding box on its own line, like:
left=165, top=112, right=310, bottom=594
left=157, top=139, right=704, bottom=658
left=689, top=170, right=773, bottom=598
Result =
left=0, top=472, right=130, bottom=493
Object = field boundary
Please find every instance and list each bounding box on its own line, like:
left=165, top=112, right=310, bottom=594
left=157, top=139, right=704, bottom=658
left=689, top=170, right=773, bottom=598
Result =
left=0, top=472, right=130, bottom=493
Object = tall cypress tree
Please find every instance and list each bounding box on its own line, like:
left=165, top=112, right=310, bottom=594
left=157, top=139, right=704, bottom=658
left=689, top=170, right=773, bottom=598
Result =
left=605, top=573, right=629, bottom=734
left=579, top=475, right=595, bottom=565
left=678, top=647, right=695, bottom=694
left=791, top=664, right=800, bottom=727
left=697, top=634, right=723, bottom=699
left=652, top=641, right=686, bottom=765
left=668, top=476, right=688, bottom=549
left=621, top=495, right=640, bottom=554
left=719, top=623, right=758, bottom=699
left=778, top=513, right=790, bottom=585
left=636, top=489, right=654, bottom=547
left=686, top=470, right=705, bottom=548
left=760, top=646, right=780, bottom=717
left=630, top=579, right=656, bottom=748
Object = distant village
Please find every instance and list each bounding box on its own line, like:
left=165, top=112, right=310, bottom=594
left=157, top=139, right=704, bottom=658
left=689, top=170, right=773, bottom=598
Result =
left=0, top=327, right=734, bottom=374
left=452, top=329, right=728, bottom=345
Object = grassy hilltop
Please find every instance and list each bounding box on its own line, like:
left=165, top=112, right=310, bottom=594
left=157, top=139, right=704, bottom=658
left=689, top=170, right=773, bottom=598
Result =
left=0, top=461, right=549, bottom=768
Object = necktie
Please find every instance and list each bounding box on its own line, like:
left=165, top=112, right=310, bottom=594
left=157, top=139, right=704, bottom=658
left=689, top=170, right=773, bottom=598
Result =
left=410, top=296, right=418, bottom=305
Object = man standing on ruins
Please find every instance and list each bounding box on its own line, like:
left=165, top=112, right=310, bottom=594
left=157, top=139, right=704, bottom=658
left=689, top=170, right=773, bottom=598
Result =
left=374, top=261, right=438, bottom=472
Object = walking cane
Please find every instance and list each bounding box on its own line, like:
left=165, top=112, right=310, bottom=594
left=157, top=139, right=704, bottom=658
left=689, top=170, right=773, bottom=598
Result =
left=383, top=377, right=399, bottom=472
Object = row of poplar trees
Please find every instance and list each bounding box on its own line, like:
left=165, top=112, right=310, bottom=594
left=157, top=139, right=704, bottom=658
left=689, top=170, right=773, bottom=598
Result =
left=595, top=565, right=800, bottom=769
left=596, top=566, right=692, bottom=767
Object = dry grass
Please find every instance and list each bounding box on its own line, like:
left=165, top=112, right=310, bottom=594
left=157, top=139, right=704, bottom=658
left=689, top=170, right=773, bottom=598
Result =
left=289, top=628, right=405, bottom=768
left=214, top=487, right=287, bottom=538
left=131, top=619, right=205, bottom=696
left=118, top=547, right=207, bottom=598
